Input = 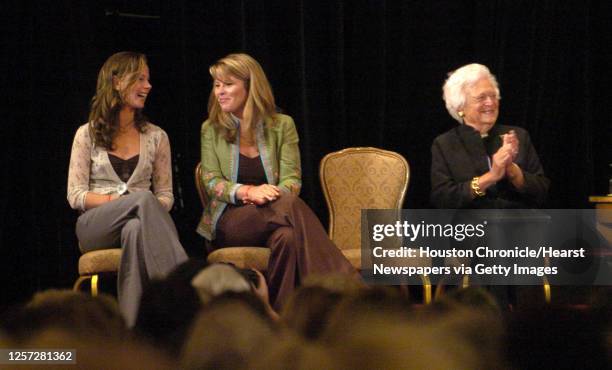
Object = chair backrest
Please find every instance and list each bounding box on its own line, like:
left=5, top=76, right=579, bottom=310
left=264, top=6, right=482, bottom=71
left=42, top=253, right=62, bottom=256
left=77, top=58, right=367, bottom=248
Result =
left=195, top=162, right=209, bottom=208
left=319, top=147, right=410, bottom=252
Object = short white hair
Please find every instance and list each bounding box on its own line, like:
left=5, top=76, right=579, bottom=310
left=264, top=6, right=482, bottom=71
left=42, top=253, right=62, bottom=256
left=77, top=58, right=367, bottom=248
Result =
left=442, top=63, right=501, bottom=123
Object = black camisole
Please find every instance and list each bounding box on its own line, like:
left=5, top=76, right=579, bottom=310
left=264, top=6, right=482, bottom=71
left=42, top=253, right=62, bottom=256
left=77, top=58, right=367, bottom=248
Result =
left=237, top=154, right=266, bottom=186
left=108, top=154, right=139, bottom=183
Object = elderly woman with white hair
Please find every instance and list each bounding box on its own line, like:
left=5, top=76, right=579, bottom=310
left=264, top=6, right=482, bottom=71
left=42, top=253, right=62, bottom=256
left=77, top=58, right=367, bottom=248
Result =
left=430, top=63, right=549, bottom=209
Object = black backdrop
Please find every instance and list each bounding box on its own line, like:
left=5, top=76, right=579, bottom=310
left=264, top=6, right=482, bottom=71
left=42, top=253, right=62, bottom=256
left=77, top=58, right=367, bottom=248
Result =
left=1, top=0, right=610, bottom=309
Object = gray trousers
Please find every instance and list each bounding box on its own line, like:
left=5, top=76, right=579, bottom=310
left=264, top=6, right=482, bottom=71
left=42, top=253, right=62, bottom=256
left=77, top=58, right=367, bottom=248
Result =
left=76, top=191, right=188, bottom=327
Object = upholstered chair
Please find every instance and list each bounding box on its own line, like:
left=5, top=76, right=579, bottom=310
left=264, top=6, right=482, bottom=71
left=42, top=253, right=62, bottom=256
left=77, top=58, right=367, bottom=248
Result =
left=195, top=163, right=270, bottom=271
left=319, top=147, right=432, bottom=303
left=73, top=248, right=122, bottom=296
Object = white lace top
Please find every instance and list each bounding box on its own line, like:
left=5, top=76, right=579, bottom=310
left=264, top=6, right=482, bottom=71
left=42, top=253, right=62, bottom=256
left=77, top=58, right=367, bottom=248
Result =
left=67, top=122, right=174, bottom=212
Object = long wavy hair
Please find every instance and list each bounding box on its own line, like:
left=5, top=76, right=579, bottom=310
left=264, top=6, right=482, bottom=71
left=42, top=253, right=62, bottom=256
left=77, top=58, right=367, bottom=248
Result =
left=88, top=51, right=149, bottom=150
left=207, top=53, right=277, bottom=143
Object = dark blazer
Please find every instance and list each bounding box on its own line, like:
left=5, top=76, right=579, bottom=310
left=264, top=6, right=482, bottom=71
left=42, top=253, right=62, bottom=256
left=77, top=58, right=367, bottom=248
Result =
left=430, top=124, right=549, bottom=209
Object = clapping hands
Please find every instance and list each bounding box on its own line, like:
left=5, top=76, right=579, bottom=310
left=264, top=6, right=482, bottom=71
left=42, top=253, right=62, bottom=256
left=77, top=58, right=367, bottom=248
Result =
left=491, top=130, right=520, bottom=180
left=502, top=130, right=519, bottom=162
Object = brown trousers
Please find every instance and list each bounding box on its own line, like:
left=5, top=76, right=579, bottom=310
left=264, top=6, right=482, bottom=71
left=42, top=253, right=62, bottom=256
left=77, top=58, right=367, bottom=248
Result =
left=214, top=193, right=356, bottom=309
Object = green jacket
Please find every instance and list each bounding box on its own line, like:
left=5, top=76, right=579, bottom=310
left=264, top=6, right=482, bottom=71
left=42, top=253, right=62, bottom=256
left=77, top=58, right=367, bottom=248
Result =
left=197, top=113, right=302, bottom=240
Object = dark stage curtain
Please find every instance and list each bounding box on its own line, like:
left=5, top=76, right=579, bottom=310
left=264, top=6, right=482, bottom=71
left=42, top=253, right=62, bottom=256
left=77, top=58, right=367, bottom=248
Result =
left=1, top=0, right=610, bottom=308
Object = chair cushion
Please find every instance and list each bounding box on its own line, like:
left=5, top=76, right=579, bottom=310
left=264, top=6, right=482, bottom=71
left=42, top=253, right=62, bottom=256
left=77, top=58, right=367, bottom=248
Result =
left=207, top=247, right=270, bottom=271
left=78, top=249, right=122, bottom=275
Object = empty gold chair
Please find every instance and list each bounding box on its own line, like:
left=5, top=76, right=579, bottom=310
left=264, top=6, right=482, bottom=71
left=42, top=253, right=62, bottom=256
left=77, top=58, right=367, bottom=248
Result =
left=319, top=147, right=431, bottom=303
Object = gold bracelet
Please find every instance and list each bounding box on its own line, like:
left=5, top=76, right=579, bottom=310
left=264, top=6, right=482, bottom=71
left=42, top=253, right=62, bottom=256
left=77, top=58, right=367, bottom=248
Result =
left=471, top=177, right=485, bottom=197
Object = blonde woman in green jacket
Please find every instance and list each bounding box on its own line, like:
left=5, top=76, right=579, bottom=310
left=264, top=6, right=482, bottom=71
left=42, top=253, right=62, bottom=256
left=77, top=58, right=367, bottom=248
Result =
left=197, top=53, right=356, bottom=309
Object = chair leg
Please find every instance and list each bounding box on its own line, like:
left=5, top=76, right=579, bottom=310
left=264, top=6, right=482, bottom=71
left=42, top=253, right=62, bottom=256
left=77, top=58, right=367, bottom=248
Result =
left=419, top=274, right=432, bottom=304
left=73, top=274, right=100, bottom=296
left=461, top=274, right=470, bottom=288
left=73, top=275, right=91, bottom=292
left=543, top=276, right=551, bottom=304
left=434, top=282, right=444, bottom=301
left=91, top=274, right=99, bottom=296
